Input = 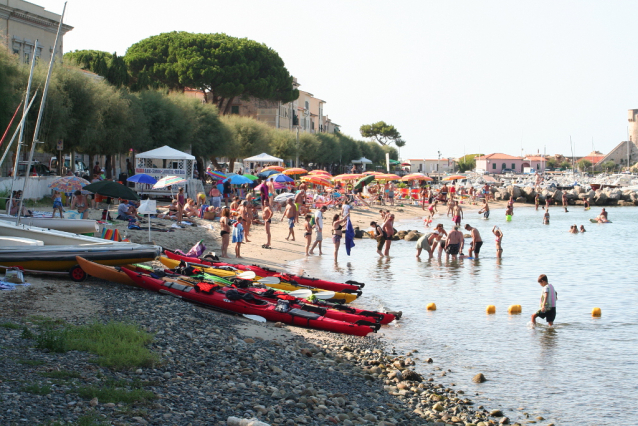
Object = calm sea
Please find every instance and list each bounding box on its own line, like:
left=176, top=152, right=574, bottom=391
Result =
left=288, top=206, right=638, bottom=425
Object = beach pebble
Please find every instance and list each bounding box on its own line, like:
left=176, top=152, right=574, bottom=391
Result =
left=473, top=373, right=487, bottom=383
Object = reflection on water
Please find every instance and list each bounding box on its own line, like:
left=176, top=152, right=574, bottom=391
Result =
left=289, top=207, right=638, bottom=425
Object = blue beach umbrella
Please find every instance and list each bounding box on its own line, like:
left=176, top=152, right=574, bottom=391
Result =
left=268, top=173, right=294, bottom=183
left=127, top=173, right=158, bottom=185
left=225, top=174, right=253, bottom=185
left=257, top=170, right=279, bottom=178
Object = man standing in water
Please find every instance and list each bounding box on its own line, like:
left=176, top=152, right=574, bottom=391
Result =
left=452, top=201, right=463, bottom=226
left=444, top=225, right=463, bottom=260
left=478, top=198, right=490, bottom=219
left=465, top=224, right=483, bottom=259
left=382, top=214, right=395, bottom=256
left=531, top=274, right=557, bottom=326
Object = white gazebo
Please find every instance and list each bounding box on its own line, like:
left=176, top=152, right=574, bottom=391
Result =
left=243, top=153, right=284, bottom=173
left=134, top=146, right=196, bottom=196
left=352, top=156, right=373, bottom=171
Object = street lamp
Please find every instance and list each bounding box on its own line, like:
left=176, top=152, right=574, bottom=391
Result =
left=437, top=151, right=441, bottom=175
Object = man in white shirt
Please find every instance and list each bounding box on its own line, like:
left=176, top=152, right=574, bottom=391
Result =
left=341, top=200, right=351, bottom=219
left=309, top=205, right=327, bottom=255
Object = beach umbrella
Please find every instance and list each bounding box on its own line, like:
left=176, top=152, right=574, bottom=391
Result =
left=48, top=176, right=90, bottom=192
left=375, top=173, right=401, bottom=181
left=243, top=174, right=259, bottom=181
left=225, top=174, right=253, bottom=185
left=257, top=170, right=279, bottom=178
left=83, top=180, right=139, bottom=200
left=308, top=170, right=332, bottom=176
left=354, top=174, right=375, bottom=190
left=153, top=175, right=187, bottom=189
left=274, top=192, right=296, bottom=203
left=345, top=217, right=355, bottom=256
left=442, top=175, right=467, bottom=181
left=127, top=173, right=157, bottom=185
left=301, top=176, right=334, bottom=187
left=206, top=170, right=227, bottom=180
left=333, top=173, right=362, bottom=181
left=262, top=165, right=284, bottom=172
left=283, top=168, right=308, bottom=176
left=268, top=173, right=294, bottom=183
left=401, top=174, right=433, bottom=181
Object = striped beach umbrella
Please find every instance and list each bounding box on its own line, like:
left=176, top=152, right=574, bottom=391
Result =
left=153, top=175, right=187, bottom=189
left=301, top=176, right=334, bottom=187
left=401, top=174, right=433, bottom=181
left=282, top=168, right=308, bottom=176
left=333, top=173, right=362, bottom=181
left=48, top=176, right=90, bottom=192
left=308, top=170, right=332, bottom=176
left=206, top=170, right=227, bottom=180
left=375, top=174, right=401, bottom=181
left=262, top=165, right=285, bottom=172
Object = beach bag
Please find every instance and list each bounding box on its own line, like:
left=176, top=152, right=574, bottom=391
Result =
left=101, top=210, right=112, bottom=221
left=4, top=267, right=25, bottom=284
left=186, top=240, right=206, bottom=258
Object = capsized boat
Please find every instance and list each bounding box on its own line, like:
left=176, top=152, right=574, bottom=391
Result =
left=0, top=220, right=160, bottom=281
left=0, top=214, right=98, bottom=234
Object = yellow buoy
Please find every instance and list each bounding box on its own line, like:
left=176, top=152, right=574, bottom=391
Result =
left=592, top=307, right=601, bottom=317
left=506, top=215, right=512, bottom=221
left=486, top=305, right=496, bottom=314
left=507, top=304, right=522, bottom=314
left=426, top=303, right=437, bottom=311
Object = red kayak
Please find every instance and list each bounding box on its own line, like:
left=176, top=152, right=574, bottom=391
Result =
left=165, top=250, right=364, bottom=293
left=121, top=268, right=375, bottom=337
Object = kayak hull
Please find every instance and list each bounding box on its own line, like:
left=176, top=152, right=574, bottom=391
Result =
left=121, top=268, right=374, bottom=336
left=75, top=256, right=137, bottom=286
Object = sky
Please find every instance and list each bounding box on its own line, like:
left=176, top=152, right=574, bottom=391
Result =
left=35, top=0, right=638, bottom=160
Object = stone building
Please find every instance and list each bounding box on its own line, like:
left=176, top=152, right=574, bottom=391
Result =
left=594, top=109, right=638, bottom=169
left=0, top=0, right=73, bottom=63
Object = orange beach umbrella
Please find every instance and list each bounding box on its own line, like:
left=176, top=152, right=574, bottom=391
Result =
left=262, top=165, right=284, bottom=172
left=333, top=173, right=362, bottom=181
left=442, top=175, right=466, bottom=181
left=301, top=176, right=334, bottom=187
left=283, top=168, right=308, bottom=176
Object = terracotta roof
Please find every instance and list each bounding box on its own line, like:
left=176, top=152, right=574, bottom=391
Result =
left=476, top=153, right=524, bottom=160
left=525, top=156, right=546, bottom=161
left=580, top=155, right=605, bottom=164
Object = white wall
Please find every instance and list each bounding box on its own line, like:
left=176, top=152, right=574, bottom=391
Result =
left=0, top=176, right=56, bottom=199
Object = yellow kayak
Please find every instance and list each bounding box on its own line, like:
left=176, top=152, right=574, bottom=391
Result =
left=158, top=256, right=359, bottom=303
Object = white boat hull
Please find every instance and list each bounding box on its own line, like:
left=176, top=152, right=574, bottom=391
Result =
left=0, top=215, right=98, bottom=234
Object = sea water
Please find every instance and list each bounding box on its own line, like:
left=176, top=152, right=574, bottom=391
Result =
left=288, top=206, right=638, bottom=425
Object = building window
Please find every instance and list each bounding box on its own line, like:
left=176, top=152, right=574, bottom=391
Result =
left=512, top=163, right=515, bottom=169
left=492, top=163, right=496, bottom=170
left=231, top=106, right=239, bottom=115
left=305, top=101, right=309, bottom=110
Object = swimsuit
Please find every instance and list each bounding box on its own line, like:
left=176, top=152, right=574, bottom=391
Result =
left=53, top=197, right=62, bottom=209
left=472, top=241, right=483, bottom=254
left=288, top=218, right=295, bottom=229
left=446, top=243, right=460, bottom=255
left=483, top=210, right=490, bottom=219
left=266, top=219, right=272, bottom=224
left=453, top=215, right=461, bottom=225
left=220, top=230, right=229, bottom=236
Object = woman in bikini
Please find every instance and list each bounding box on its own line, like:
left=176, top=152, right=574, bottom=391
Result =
left=183, top=198, right=199, bottom=218
left=331, top=213, right=348, bottom=262
left=176, top=187, right=186, bottom=224
left=220, top=207, right=231, bottom=258
left=70, top=190, right=89, bottom=219
left=492, top=226, right=503, bottom=258
left=304, top=214, right=313, bottom=256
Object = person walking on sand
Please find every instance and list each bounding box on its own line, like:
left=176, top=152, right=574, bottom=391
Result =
left=232, top=217, right=245, bottom=258
left=303, top=214, right=313, bottom=256
left=282, top=199, right=296, bottom=241
left=531, top=274, right=557, bottom=326
left=220, top=207, right=231, bottom=258
left=478, top=198, right=490, bottom=219
left=371, top=221, right=386, bottom=257
left=444, top=225, right=463, bottom=260
left=492, top=226, right=503, bottom=258
left=309, top=205, right=327, bottom=255
left=382, top=213, right=395, bottom=256
left=387, top=181, right=395, bottom=206
left=262, top=200, right=273, bottom=249
left=238, top=201, right=252, bottom=242
left=465, top=224, right=483, bottom=258
left=331, top=213, right=348, bottom=262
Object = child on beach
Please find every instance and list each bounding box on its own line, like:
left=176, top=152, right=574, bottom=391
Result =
left=304, top=214, right=313, bottom=256
left=232, top=217, right=244, bottom=258
left=52, top=190, right=64, bottom=218
left=531, top=274, right=557, bottom=326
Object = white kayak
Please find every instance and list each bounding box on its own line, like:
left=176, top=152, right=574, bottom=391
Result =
left=0, top=215, right=98, bottom=234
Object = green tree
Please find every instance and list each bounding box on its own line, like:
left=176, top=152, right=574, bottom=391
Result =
left=457, top=154, right=481, bottom=172
left=0, top=49, right=24, bottom=137
left=297, top=133, right=320, bottom=165
left=221, top=115, right=272, bottom=171
left=269, top=129, right=296, bottom=161
left=134, top=90, right=191, bottom=152
left=360, top=121, right=404, bottom=146
left=64, top=50, right=112, bottom=74
left=315, top=133, right=341, bottom=166
left=125, top=32, right=298, bottom=113
left=600, top=160, right=616, bottom=172
left=560, top=161, right=572, bottom=170
left=105, top=53, right=130, bottom=87
left=546, top=158, right=557, bottom=169
left=577, top=159, right=592, bottom=171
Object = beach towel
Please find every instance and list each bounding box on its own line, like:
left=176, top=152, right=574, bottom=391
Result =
left=345, top=217, right=355, bottom=256
left=232, top=223, right=244, bottom=243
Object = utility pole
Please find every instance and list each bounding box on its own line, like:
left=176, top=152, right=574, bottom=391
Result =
left=295, top=127, right=299, bottom=168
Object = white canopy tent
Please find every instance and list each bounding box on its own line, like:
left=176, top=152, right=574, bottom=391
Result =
left=243, top=153, right=284, bottom=173
left=352, top=156, right=373, bottom=171
left=134, top=146, right=195, bottom=196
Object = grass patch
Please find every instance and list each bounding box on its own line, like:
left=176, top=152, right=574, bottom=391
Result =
left=0, top=322, right=22, bottom=330
left=76, top=410, right=110, bottom=426
left=74, top=385, right=156, bottom=404
left=22, top=383, right=51, bottom=395
left=18, top=359, right=46, bottom=366
left=40, top=370, right=82, bottom=379
left=28, top=315, right=67, bottom=328
left=21, top=326, right=36, bottom=339
left=34, top=321, right=159, bottom=369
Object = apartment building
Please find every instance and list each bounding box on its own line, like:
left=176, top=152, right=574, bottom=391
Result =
left=0, top=0, right=73, bottom=63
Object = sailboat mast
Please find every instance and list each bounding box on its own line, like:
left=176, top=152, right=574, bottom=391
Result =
left=7, top=40, right=38, bottom=217
left=17, top=2, right=67, bottom=224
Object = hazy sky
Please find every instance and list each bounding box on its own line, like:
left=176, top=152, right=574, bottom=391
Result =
left=36, top=0, right=638, bottom=159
